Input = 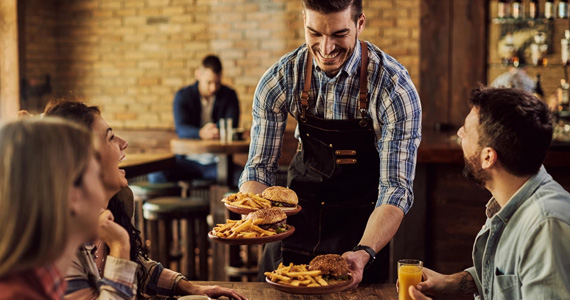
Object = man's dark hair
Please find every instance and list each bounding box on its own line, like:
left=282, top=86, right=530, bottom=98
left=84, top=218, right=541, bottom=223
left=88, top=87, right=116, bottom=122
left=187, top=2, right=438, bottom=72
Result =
left=302, top=0, right=362, bottom=23
left=469, top=87, right=553, bottom=177
left=202, top=55, right=223, bottom=74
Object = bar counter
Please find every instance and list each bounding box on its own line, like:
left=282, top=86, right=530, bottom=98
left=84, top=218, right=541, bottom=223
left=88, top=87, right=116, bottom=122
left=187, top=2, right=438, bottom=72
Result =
left=192, top=282, right=397, bottom=300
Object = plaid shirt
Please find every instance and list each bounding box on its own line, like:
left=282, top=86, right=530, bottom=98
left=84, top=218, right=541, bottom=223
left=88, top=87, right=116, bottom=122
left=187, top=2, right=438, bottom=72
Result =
left=35, top=266, right=67, bottom=300
left=0, top=265, right=66, bottom=300
left=239, top=41, right=422, bottom=214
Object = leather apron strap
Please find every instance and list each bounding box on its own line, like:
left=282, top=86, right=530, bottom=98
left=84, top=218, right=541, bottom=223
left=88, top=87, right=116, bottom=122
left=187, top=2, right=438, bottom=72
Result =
left=300, top=41, right=369, bottom=124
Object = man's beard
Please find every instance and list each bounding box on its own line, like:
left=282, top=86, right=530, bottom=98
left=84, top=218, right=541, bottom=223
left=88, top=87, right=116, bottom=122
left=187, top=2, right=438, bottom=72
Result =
left=462, top=152, right=489, bottom=188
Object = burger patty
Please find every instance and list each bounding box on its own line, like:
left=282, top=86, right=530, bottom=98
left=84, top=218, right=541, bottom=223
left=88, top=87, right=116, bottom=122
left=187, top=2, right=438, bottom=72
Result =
left=309, top=254, right=350, bottom=279
left=271, top=201, right=296, bottom=207
left=259, top=219, right=287, bottom=231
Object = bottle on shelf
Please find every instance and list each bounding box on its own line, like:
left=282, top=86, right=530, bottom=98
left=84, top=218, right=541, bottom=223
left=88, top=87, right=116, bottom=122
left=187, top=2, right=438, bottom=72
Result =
left=545, top=0, right=555, bottom=19
left=529, top=0, right=539, bottom=19
left=503, top=33, right=519, bottom=67
left=562, top=30, right=570, bottom=65
left=512, top=0, right=523, bottom=19
left=498, top=0, right=509, bottom=18
left=531, top=31, right=548, bottom=66
left=533, top=74, right=544, bottom=100
left=559, top=0, right=569, bottom=19
left=560, top=79, right=570, bottom=111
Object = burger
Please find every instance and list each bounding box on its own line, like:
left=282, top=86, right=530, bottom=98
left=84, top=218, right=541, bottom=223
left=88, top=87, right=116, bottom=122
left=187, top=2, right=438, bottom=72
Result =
left=261, top=186, right=298, bottom=208
left=245, top=207, right=288, bottom=233
left=308, top=254, right=351, bottom=281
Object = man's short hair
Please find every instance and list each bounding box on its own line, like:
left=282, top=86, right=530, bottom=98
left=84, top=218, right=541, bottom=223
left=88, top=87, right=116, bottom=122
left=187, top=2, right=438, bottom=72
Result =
left=302, top=0, right=362, bottom=23
left=469, top=87, right=553, bottom=176
left=202, top=55, right=222, bottom=75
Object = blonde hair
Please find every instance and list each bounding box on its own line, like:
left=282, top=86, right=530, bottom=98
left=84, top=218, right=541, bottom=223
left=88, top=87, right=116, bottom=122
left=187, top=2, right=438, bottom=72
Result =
left=0, top=117, right=94, bottom=276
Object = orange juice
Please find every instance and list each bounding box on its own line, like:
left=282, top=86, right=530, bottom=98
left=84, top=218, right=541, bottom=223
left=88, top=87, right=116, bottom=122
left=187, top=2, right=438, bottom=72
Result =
left=398, top=265, right=422, bottom=300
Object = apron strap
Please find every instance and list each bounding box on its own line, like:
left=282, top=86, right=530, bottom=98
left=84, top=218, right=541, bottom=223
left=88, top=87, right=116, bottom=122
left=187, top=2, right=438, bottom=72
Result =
left=301, top=50, right=313, bottom=122
left=300, top=41, right=369, bottom=124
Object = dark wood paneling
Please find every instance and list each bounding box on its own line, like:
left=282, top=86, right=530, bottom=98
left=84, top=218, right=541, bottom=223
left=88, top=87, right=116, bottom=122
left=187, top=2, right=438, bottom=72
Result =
left=421, top=0, right=488, bottom=130
left=420, top=0, right=452, bottom=130
left=450, top=0, right=488, bottom=126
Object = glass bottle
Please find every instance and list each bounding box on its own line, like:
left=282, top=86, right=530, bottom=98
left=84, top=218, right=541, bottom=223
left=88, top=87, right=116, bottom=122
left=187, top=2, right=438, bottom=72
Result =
left=512, top=0, right=523, bottom=18
left=498, top=0, right=509, bottom=18
left=562, top=30, right=570, bottom=65
left=545, top=0, right=555, bottom=19
left=559, top=0, right=569, bottom=19
left=561, top=79, right=570, bottom=111
left=529, top=0, right=539, bottom=19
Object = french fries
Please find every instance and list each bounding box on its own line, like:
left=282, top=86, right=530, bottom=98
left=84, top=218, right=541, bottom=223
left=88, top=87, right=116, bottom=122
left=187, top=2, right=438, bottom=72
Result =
left=211, top=218, right=277, bottom=239
left=222, top=192, right=272, bottom=209
left=265, top=262, right=330, bottom=287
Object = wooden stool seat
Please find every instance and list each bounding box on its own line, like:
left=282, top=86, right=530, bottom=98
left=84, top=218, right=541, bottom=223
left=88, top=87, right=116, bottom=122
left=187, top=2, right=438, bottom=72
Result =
left=143, top=197, right=209, bottom=280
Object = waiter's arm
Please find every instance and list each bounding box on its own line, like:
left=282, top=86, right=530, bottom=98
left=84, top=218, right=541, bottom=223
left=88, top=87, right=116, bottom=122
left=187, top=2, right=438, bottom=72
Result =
left=238, top=63, right=289, bottom=190
left=240, top=181, right=269, bottom=195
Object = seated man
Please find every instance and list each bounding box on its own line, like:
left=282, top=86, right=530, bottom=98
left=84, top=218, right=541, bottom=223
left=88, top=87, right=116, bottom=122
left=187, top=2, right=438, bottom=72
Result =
left=149, top=55, right=242, bottom=186
left=408, top=87, right=570, bottom=300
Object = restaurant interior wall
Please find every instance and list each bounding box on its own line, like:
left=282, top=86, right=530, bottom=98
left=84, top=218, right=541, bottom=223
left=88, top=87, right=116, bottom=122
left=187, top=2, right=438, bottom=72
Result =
left=18, top=0, right=420, bottom=131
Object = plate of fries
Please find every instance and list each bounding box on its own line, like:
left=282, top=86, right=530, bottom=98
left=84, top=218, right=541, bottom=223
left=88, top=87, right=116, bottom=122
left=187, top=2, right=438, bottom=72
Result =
left=264, top=262, right=353, bottom=294
left=222, top=192, right=302, bottom=216
left=208, top=218, right=295, bottom=245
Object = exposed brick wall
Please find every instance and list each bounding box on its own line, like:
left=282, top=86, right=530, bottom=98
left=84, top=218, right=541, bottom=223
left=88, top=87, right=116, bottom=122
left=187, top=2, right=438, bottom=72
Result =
left=22, top=0, right=420, bottom=130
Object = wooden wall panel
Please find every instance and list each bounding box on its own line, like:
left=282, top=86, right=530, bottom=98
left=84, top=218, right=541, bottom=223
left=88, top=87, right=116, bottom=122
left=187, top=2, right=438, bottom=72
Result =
left=420, top=0, right=452, bottom=130
left=420, top=0, right=487, bottom=130
left=0, top=0, right=20, bottom=121
left=449, top=0, right=488, bottom=126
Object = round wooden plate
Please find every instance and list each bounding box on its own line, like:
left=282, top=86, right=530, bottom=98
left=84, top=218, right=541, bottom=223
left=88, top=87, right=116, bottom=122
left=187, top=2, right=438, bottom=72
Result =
left=265, top=275, right=354, bottom=294
left=208, top=225, right=295, bottom=245
left=224, top=203, right=302, bottom=216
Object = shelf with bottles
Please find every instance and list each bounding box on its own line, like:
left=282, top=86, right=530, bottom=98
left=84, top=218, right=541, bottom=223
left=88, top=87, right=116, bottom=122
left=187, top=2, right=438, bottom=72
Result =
left=494, top=0, right=570, bottom=21
left=491, top=18, right=558, bottom=24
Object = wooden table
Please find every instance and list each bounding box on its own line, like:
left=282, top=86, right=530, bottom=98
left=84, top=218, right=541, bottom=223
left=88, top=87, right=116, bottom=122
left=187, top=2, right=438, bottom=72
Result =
left=170, top=138, right=251, bottom=185
left=119, top=153, right=176, bottom=179
left=192, top=282, right=397, bottom=299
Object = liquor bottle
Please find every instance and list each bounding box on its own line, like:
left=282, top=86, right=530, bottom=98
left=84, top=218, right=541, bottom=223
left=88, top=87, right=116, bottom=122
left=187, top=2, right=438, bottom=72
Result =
left=561, top=79, right=570, bottom=111
left=562, top=30, right=570, bottom=65
left=545, top=0, right=555, bottom=19
left=529, top=0, right=539, bottom=19
left=534, top=74, right=544, bottom=100
left=512, top=0, right=523, bottom=18
left=498, top=0, right=508, bottom=18
left=559, top=0, right=569, bottom=19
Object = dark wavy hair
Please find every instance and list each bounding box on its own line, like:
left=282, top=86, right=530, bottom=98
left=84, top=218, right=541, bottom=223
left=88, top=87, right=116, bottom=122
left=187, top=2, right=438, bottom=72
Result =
left=302, top=0, right=362, bottom=23
left=469, top=87, right=553, bottom=176
left=44, top=99, right=149, bottom=296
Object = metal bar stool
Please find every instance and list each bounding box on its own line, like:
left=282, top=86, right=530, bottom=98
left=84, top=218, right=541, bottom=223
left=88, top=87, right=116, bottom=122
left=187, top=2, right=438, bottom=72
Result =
left=142, top=196, right=209, bottom=280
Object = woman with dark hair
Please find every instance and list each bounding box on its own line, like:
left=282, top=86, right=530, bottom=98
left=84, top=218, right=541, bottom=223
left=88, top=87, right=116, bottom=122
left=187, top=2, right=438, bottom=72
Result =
left=45, top=100, right=246, bottom=300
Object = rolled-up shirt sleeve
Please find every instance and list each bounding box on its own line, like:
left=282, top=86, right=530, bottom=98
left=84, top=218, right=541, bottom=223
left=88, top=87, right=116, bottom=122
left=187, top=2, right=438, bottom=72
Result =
left=239, top=65, right=289, bottom=188
left=376, top=70, right=422, bottom=214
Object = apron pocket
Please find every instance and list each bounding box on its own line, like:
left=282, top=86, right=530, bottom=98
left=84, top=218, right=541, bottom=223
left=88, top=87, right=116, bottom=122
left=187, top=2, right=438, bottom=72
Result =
left=303, top=135, right=336, bottom=178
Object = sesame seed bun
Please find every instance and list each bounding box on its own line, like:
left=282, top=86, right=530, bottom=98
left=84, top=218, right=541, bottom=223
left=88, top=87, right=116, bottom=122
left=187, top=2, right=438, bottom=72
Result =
left=261, top=186, right=298, bottom=206
left=245, top=207, right=287, bottom=225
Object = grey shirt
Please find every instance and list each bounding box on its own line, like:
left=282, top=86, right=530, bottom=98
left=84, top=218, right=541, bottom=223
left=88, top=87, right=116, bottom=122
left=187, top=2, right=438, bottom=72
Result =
left=466, top=166, right=570, bottom=299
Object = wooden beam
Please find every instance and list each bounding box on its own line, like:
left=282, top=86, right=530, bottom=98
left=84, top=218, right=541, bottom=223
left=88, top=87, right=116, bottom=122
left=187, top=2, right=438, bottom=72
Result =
left=0, top=0, right=20, bottom=122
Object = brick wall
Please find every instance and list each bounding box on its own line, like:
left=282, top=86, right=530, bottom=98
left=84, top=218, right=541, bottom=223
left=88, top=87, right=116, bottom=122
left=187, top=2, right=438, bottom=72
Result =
left=22, top=0, right=420, bottom=130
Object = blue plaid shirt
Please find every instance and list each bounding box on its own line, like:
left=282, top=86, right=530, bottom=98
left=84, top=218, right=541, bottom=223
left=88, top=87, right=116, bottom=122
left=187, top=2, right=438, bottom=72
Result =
left=239, top=41, right=422, bottom=214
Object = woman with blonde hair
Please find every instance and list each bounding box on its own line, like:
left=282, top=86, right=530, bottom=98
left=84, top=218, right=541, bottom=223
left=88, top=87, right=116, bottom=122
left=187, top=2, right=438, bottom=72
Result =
left=0, top=117, right=105, bottom=299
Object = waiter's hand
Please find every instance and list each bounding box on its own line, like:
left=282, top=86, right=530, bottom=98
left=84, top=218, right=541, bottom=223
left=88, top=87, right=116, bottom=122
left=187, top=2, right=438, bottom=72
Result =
left=342, top=250, right=369, bottom=289
left=199, top=122, right=220, bottom=140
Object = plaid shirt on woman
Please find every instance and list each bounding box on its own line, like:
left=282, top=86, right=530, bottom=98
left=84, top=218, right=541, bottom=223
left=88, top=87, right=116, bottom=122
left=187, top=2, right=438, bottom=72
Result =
left=239, top=41, right=422, bottom=214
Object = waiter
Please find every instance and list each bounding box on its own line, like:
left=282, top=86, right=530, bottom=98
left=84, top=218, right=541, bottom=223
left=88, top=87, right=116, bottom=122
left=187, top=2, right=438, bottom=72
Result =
left=239, top=0, right=421, bottom=286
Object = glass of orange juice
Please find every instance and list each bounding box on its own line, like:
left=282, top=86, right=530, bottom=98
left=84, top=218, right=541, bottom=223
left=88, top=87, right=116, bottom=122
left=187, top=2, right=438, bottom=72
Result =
left=398, top=259, right=423, bottom=300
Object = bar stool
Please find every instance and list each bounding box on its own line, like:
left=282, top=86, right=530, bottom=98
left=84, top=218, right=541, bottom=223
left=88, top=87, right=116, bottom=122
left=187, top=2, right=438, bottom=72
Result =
left=143, top=196, right=209, bottom=280
left=129, top=182, right=182, bottom=244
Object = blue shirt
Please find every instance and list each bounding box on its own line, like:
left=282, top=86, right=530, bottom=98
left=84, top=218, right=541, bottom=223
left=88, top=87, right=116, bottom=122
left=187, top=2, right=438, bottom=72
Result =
left=466, top=166, right=570, bottom=299
left=239, top=41, right=422, bottom=213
